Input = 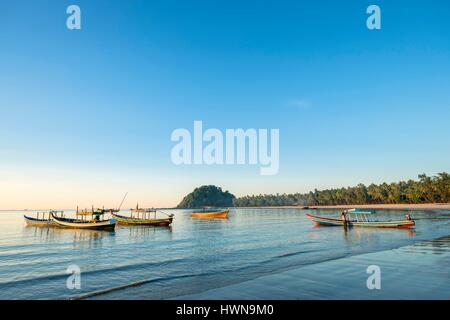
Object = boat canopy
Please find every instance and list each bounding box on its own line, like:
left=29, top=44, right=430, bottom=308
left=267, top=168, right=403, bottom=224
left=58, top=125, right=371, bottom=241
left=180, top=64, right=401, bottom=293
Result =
left=76, top=209, right=108, bottom=216
left=345, top=208, right=374, bottom=214
left=131, top=208, right=156, bottom=213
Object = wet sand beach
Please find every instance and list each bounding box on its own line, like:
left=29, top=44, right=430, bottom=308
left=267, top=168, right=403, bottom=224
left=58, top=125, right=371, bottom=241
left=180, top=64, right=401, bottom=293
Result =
left=174, top=236, right=450, bottom=300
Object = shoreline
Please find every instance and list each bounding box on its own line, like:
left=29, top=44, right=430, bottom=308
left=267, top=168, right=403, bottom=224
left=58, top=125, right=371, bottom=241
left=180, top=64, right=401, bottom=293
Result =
left=174, top=235, right=450, bottom=300
left=237, top=203, right=450, bottom=210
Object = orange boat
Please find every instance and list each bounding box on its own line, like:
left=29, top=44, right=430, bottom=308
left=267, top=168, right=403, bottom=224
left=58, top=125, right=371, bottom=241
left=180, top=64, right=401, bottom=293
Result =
left=191, top=208, right=229, bottom=219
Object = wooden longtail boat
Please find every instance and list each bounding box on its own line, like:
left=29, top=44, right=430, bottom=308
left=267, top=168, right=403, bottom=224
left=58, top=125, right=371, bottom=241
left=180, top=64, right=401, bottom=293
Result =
left=51, top=209, right=116, bottom=231
left=191, top=208, right=229, bottom=219
left=112, top=213, right=173, bottom=226
left=24, top=210, right=65, bottom=227
left=24, top=215, right=54, bottom=226
left=112, top=205, right=174, bottom=226
left=306, top=213, right=415, bottom=229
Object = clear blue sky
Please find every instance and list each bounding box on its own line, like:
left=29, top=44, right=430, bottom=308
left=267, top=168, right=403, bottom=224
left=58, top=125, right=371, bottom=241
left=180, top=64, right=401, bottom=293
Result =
left=1, top=0, right=449, bottom=208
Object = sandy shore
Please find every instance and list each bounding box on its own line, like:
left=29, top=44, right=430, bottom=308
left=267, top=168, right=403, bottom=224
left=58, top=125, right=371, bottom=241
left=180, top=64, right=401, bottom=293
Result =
left=174, top=236, right=450, bottom=300
left=240, top=203, right=450, bottom=210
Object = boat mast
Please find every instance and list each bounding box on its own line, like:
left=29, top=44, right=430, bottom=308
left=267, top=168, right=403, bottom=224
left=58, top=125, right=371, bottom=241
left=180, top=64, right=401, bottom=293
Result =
left=117, top=192, right=128, bottom=212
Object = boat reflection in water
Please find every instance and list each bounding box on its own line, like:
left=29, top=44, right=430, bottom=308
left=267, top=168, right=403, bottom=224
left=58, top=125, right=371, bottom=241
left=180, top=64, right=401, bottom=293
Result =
left=24, top=225, right=115, bottom=249
left=119, top=224, right=173, bottom=241
left=341, top=224, right=416, bottom=244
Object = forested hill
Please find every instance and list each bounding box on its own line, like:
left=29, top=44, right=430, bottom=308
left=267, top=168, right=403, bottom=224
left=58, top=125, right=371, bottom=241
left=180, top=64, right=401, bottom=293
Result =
left=233, top=173, right=450, bottom=207
left=177, top=185, right=235, bottom=208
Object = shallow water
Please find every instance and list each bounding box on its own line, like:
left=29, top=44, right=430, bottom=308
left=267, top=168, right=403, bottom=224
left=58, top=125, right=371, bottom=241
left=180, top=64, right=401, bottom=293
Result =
left=175, top=235, right=450, bottom=300
left=0, top=208, right=449, bottom=299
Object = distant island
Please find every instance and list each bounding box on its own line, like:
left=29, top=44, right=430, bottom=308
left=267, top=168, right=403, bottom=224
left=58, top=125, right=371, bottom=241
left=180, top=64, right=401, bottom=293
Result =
left=178, top=173, right=449, bottom=209
left=177, top=185, right=235, bottom=208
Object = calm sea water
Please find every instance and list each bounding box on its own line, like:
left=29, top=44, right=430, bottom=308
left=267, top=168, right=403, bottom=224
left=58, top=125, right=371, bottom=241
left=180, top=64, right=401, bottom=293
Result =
left=0, top=208, right=449, bottom=300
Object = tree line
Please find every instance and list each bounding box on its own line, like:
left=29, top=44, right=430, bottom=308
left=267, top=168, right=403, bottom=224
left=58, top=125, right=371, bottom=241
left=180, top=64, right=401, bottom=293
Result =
left=233, top=173, right=450, bottom=207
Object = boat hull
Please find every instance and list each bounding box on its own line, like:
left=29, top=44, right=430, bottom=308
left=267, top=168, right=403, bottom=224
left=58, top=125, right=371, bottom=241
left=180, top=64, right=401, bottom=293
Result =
left=306, top=213, right=415, bottom=229
left=191, top=209, right=229, bottom=219
left=112, top=213, right=173, bottom=226
left=51, top=214, right=116, bottom=231
left=24, top=215, right=55, bottom=227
